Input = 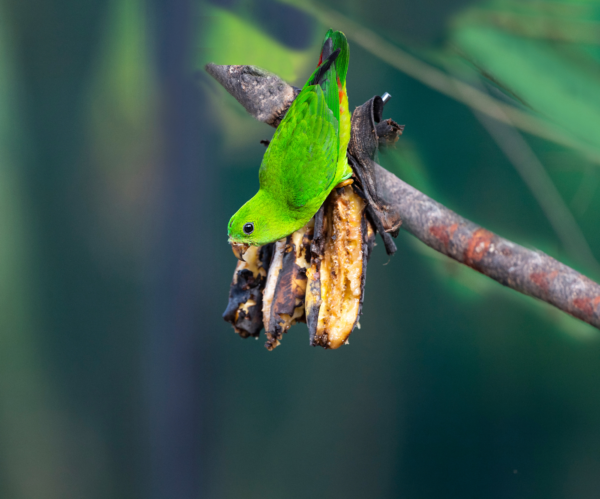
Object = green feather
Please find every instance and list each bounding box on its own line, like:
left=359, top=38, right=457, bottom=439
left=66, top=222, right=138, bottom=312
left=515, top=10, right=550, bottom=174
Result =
left=228, top=30, right=352, bottom=246
left=324, top=30, right=349, bottom=86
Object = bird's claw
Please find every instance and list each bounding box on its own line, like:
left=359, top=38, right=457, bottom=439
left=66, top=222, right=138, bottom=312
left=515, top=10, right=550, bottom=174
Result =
left=336, top=179, right=354, bottom=189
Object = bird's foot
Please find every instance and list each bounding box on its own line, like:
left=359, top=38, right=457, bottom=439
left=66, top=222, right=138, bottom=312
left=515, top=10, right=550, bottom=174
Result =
left=336, top=179, right=353, bottom=188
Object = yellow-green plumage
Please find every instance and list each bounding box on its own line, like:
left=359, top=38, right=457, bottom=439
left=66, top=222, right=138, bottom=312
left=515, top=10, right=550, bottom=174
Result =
left=228, top=30, right=352, bottom=246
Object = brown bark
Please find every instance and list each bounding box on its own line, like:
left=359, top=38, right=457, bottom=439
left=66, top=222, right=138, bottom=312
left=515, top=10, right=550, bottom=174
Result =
left=205, top=63, right=600, bottom=330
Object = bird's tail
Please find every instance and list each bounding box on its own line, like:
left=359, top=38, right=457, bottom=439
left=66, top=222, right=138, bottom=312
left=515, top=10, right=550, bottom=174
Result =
left=318, top=30, right=349, bottom=86
left=303, top=30, right=349, bottom=126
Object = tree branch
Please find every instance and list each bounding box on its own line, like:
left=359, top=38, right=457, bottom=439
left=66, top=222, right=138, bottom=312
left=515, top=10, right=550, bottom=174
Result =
left=205, top=63, right=600, bottom=330
left=375, top=164, right=600, bottom=328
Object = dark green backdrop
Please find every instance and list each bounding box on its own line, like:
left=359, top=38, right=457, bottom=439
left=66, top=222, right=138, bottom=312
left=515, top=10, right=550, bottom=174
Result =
left=0, top=0, right=599, bottom=497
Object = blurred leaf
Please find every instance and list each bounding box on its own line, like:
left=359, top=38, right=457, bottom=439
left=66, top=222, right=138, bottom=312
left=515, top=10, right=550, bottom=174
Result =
left=200, top=77, right=274, bottom=160
left=198, top=5, right=317, bottom=85
left=453, top=0, right=600, bottom=44
left=450, top=4, right=600, bottom=164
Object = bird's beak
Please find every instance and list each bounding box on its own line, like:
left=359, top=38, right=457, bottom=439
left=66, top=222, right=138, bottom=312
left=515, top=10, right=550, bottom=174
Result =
left=231, top=242, right=250, bottom=262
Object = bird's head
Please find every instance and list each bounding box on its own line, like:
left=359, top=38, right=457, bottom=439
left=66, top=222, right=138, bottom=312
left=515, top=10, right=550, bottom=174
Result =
left=228, top=193, right=311, bottom=260
left=228, top=197, right=275, bottom=260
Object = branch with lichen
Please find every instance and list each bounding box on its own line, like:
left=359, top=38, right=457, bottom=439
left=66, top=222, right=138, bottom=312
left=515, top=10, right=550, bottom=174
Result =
left=206, top=63, right=600, bottom=331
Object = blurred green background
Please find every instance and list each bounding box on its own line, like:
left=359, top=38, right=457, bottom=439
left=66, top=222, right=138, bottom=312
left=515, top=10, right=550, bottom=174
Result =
left=1, top=0, right=600, bottom=497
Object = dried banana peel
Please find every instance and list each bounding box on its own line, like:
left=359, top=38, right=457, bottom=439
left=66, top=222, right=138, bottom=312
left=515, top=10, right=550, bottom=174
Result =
left=222, top=244, right=273, bottom=338
left=224, top=186, right=378, bottom=350
left=263, top=221, right=313, bottom=350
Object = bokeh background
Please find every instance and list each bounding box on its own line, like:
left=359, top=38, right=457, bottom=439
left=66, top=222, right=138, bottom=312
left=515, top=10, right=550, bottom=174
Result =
left=1, top=0, right=600, bottom=497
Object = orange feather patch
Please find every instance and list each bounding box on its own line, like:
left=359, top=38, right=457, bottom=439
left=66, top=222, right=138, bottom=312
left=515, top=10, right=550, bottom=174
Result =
left=337, top=76, right=345, bottom=113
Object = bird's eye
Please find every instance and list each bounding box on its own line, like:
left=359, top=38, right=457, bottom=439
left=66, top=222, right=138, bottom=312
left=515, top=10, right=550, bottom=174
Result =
left=243, top=223, right=254, bottom=235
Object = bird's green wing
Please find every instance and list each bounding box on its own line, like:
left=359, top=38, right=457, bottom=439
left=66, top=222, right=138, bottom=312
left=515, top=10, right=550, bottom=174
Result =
left=259, top=85, right=339, bottom=211
left=303, top=38, right=340, bottom=127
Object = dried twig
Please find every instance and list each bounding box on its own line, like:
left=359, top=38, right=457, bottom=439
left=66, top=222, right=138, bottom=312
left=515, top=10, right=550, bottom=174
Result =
left=205, top=63, right=600, bottom=330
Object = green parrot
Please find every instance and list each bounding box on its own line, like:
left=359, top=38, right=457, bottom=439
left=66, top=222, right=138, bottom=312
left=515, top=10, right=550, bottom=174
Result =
left=228, top=30, right=352, bottom=255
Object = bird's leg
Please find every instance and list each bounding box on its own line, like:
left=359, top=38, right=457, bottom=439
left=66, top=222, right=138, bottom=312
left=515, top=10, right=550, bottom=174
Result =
left=335, top=179, right=353, bottom=188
